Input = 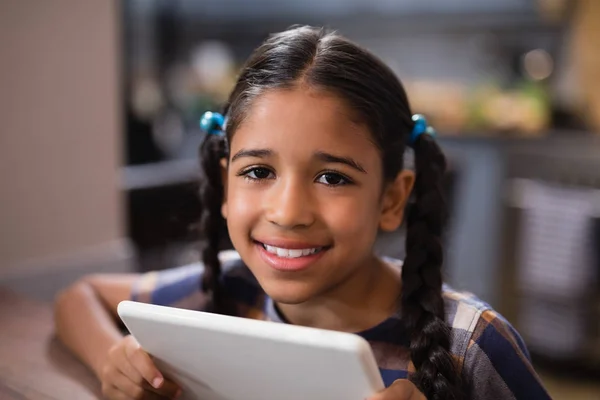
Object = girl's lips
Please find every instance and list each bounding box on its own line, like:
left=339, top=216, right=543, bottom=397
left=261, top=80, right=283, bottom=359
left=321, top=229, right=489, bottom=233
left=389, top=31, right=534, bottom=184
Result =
left=255, top=241, right=329, bottom=272
left=253, top=237, right=330, bottom=249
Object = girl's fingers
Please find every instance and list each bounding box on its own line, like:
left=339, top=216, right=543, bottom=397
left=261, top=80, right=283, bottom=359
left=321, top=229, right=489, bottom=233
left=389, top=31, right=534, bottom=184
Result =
left=102, top=382, right=136, bottom=400
left=141, top=378, right=182, bottom=399
left=111, top=342, right=144, bottom=385
left=106, top=367, right=146, bottom=399
left=118, top=336, right=181, bottom=398
left=103, top=373, right=179, bottom=400
left=123, top=336, right=164, bottom=389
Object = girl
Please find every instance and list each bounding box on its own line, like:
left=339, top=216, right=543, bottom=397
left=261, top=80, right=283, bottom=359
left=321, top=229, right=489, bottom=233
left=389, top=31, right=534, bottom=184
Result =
left=55, top=26, right=551, bottom=400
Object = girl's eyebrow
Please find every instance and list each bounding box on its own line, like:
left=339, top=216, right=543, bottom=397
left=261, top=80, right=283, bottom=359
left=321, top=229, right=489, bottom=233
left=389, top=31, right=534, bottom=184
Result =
left=314, top=151, right=367, bottom=174
left=231, top=148, right=273, bottom=163
left=230, top=148, right=366, bottom=174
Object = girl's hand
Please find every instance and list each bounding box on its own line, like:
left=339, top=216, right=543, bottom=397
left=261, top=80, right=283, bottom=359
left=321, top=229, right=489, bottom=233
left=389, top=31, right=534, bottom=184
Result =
left=367, top=379, right=427, bottom=400
left=100, top=335, right=181, bottom=399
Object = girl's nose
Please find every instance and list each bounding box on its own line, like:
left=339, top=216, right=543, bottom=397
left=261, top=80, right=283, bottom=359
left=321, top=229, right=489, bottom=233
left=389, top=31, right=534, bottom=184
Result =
left=264, top=177, right=315, bottom=229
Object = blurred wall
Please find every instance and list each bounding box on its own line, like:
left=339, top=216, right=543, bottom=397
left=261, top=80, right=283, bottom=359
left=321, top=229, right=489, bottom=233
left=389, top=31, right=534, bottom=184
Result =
left=0, top=0, right=126, bottom=277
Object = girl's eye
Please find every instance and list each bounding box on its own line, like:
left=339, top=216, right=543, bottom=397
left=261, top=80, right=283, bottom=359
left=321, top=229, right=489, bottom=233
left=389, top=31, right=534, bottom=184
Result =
left=243, top=167, right=274, bottom=180
left=316, top=172, right=352, bottom=186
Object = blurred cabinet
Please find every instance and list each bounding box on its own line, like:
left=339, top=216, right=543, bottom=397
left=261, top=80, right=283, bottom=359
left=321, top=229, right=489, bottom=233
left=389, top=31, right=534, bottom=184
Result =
left=498, top=136, right=600, bottom=372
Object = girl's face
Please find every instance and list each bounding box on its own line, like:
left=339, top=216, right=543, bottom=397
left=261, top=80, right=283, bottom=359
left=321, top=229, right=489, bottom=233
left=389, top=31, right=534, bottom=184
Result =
left=222, top=88, right=412, bottom=304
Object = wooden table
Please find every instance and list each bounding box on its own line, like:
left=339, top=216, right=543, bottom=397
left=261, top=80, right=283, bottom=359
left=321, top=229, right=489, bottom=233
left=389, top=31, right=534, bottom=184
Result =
left=0, top=288, right=102, bottom=399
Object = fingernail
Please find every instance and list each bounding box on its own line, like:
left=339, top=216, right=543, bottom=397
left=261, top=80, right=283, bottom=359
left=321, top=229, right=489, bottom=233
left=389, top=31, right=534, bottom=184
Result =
left=152, top=377, right=163, bottom=388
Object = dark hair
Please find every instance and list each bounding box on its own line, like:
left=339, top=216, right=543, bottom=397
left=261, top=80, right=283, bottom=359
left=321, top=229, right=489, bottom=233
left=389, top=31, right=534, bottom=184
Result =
left=198, top=26, right=461, bottom=399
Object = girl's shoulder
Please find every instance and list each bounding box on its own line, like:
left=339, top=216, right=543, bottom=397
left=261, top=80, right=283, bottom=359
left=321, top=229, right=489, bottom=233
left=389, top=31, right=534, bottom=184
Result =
left=443, top=286, right=550, bottom=399
left=383, top=256, right=514, bottom=345
left=441, top=285, right=497, bottom=348
left=384, top=257, right=550, bottom=399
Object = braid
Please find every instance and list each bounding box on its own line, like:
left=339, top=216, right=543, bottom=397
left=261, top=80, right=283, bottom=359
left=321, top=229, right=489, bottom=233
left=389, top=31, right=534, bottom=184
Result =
left=401, top=135, right=462, bottom=400
left=198, top=134, right=232, bottom=314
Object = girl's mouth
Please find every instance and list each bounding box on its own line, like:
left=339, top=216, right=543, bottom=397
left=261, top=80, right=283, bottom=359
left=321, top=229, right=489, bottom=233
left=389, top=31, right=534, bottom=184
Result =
left=252, top=239, right=331, bottom=271
left=261, top=243, right=324, bottom=258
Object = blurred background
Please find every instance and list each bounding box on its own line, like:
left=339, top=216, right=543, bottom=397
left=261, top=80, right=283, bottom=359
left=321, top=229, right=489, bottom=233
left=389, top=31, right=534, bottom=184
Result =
left=1, top=0, right=599, bottom=398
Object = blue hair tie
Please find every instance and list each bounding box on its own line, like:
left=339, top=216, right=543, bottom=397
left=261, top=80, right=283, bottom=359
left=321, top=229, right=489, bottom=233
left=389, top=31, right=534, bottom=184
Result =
left=409, top=114, right=436, bottom=146
left=200, top=111, right=226, bottom=136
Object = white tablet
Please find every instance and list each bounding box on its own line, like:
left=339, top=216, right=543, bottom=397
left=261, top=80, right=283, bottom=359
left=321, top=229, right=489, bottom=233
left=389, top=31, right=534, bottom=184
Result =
left=117, top=300, right=384, bottom=400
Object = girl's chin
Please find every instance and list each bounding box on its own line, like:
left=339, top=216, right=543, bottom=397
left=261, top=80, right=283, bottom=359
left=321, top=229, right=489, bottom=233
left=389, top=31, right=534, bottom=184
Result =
left=268, top=293, right=310, bottom=306
left=259, top=281, right=317, bottom=305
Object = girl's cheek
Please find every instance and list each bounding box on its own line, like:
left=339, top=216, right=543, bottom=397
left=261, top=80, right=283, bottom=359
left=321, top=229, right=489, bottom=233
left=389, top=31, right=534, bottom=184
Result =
left=324, top=200, right=377, bottom=233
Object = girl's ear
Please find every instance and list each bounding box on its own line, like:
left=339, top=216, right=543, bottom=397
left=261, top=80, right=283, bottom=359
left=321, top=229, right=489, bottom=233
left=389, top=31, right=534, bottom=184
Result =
left=220, top=158, right=228, bottom=219
left=379, top=169, right=415, bottom=232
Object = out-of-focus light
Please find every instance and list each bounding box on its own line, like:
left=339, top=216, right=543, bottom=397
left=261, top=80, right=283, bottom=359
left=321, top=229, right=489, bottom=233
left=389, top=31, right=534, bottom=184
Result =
left=191, top=41, right=234, bottom=91
left=131, top=77, right=163, bottom=120
left=522, top=49, right=554, bottom=81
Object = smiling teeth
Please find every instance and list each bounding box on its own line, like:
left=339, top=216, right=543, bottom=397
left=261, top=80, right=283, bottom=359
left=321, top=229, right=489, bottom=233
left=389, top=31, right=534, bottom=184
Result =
left=263, top=244, right=321, bottom=258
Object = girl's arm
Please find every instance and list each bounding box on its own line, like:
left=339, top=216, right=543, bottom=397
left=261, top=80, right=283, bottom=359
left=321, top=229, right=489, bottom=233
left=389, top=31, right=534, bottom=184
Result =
left=53, top=273, right=139, bottom=377
left=54, top=261, right=208, bottom=377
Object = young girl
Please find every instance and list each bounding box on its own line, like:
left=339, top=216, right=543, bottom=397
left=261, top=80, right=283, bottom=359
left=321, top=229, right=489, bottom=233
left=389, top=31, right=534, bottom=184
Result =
left=55, top=26, right=551, bottom=400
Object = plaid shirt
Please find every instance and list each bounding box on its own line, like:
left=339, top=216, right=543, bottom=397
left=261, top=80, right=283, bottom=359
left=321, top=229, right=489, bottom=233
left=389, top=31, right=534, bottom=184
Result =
left=132, top=251, right=551, bottom=400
